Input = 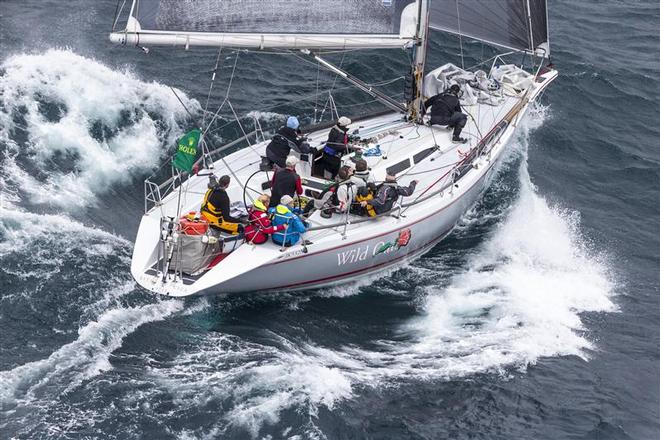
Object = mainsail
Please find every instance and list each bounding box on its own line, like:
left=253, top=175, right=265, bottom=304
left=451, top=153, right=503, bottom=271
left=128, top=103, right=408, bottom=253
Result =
left=429, top=0, right=550, bottom=56
left=111, top=1, right=549, bottom=55
left=111, top=0, right=420, bottom=49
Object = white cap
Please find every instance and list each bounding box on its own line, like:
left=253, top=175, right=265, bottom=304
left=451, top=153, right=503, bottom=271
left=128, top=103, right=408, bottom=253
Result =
left=338, top=116, right=351, bottom=127
left=285, top=155, right=299, bottom=167
left=280, top=195, right=294, bottom=206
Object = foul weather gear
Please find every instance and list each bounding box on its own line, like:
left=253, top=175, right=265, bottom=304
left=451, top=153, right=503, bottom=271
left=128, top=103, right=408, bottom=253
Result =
left=314, top=125, right=350, bottom=178
left=244, top=199, right=285, bottom=244
left=423, top=92, right=467, bottom=139
left=270, top=167, right=303, bottom=207
left=352, top=186, right=377, bottom=217
left=369, top=181, right=417, bottom=214
left=269, top=204, right=307, bottom=247
left=200, top=187, right=242, bottom=234
left=335, top=176, right=364, bottom=212
left=265, top=126, right=312, bottom=168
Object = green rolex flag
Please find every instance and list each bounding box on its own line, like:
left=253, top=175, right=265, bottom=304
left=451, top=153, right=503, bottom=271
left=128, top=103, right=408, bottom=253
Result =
left=172, top=129, right=201, bottom=173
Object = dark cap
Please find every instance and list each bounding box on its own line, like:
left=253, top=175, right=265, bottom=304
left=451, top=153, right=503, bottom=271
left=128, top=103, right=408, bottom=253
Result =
left=219, top=175, right=231, bottom=188
left=449, top=84, right=461, bottom=94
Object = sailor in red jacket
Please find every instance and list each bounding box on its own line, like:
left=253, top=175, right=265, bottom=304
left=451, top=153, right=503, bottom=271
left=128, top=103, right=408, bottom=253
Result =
left=244, top=194, right=287, bottom=244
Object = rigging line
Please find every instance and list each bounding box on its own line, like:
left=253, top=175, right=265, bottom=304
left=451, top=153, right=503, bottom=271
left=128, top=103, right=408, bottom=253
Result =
left=201, top=50, right=240, bottom=139
left=202, top=76, right=403, bottom=117
left=312, top=50, right=347, bottom=121
left=202, top=47, right=224, bottom=127
left=314, top=58, right=321, bottom=123
left=227, top=100, right=261, bottom=162
left=455, top=0, right=465, bottom=69
left=111, top=0, right=127, bottom=32
left=203, top=77, right=405, bottom=139
left=241, top=48, right=359, bottom=56
left=169, top=86, right=197, bottom=123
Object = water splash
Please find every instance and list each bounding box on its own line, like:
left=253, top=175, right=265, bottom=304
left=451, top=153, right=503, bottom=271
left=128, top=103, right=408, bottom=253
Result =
left=0, top=49, right=199, bottom=208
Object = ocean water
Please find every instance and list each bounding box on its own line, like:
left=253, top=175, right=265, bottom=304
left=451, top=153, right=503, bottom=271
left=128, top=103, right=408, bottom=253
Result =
left=1, top=1, right=659, bottom=439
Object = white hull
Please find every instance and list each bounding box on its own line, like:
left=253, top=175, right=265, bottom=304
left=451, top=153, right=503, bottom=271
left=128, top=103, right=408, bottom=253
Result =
left=131, top=67, right=557, bottom=297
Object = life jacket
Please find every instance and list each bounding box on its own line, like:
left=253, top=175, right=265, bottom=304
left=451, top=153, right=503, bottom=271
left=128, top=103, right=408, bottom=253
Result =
left=200, top=187, right=223, bottom=225
left=353, top=187, right=377, bottom=217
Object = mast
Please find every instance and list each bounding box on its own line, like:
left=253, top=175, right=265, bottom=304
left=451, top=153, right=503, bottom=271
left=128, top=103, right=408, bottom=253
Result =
left=407, top=0, right=430, bottom=122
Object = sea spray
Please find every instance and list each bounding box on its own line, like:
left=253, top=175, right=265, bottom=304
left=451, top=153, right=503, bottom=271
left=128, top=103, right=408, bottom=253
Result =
left=0, top=49, right=200, bottom=208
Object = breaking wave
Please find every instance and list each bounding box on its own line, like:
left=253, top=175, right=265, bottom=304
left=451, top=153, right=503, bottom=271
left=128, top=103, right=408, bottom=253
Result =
left=0, top=49, right=199, bottom=208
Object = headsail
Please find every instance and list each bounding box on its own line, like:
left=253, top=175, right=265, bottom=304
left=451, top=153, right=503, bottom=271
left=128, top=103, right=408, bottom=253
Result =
left=111, top=0, right=420, bottom=49
left=429, top=0, right=550, bottom=56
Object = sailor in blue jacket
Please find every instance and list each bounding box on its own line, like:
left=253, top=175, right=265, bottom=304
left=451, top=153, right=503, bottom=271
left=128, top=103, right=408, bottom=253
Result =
left=269, top=195, right=307, bottom=247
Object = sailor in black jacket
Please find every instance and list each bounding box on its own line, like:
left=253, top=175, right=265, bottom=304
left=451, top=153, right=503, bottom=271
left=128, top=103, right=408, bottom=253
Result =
left=265, top=116, right=314, bottom=168
left=200, top=175, right=243, bottom=234
left=423, top=84, right=468, bottom=143
left=313, top=116, right=352, bottom=179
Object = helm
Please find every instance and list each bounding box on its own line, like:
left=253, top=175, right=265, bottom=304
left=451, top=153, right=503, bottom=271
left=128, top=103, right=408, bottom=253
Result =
left=286, top=116, right=300, bottom=129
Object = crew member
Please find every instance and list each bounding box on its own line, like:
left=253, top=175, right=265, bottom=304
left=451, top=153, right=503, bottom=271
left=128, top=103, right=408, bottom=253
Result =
left=270, top=195, right=308, bottom=247
left=353, top=158, right=374, bottom=184
left=270, top=155, right=303, bottom=207
left=361, top=174, right=418, bottom=215
left=423, top=84, right=468, bottom=143
left=200, top=175, right=243, bottom=234
left=335, top=165, right=364, bottom=213
left=244, top=194, right=287, bottom=244
left=313, top=116, right=352, bottom=179
left=265, top=116, right=314, bottom=168
left=352, top=184, right=377, bottom=217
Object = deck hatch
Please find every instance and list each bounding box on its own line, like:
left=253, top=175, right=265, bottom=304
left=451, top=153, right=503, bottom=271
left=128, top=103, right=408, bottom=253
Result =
left=386, top=158, right=411, bottom=176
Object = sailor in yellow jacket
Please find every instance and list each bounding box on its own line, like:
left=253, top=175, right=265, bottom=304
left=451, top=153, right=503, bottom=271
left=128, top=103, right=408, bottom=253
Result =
left=200, top=175, right=242, bottom=234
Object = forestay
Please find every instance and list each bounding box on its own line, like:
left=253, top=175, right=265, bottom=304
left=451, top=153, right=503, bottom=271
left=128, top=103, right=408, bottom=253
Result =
left=111, top=0, right=420, bottom=49
left=429, top=0, right=549, bottom=56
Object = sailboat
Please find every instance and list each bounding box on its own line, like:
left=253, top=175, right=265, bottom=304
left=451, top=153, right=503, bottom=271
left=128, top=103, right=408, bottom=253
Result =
left=109, top=0, right=556, bottom=297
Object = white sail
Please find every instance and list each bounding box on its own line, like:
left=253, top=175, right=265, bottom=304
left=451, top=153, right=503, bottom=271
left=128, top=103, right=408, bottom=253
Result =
left=110, top=0, right=421, bottom=49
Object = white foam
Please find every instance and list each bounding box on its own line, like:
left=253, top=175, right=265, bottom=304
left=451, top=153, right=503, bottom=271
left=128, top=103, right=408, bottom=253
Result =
left=0, top=297, right=184, bottom=406
left=151, top=334, right=357, bottom=439
left=0, top=49, right=199, bottom=208
left=245, top=110, right=287, bottom=125
left=0, top=198, right=128, bottom=256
